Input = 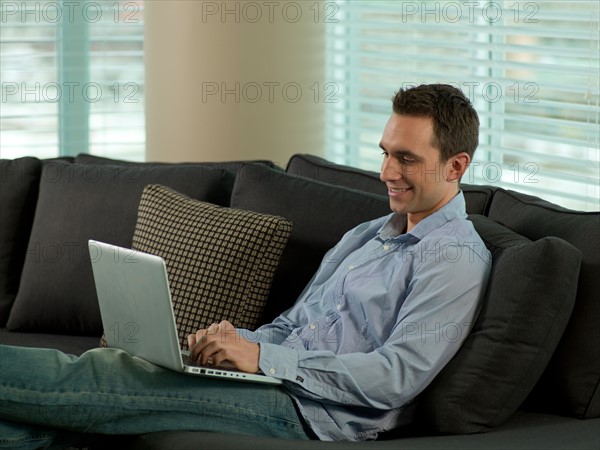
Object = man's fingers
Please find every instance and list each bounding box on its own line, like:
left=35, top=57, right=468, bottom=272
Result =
left=188, top=328, right=208, bottom=358
left=187, top=334, right=196, bottom=350
left=198, top=341, right=222, bottom=365
left=187, top=323, right=241, bottom=364
left=219, top=320, right=233, bottom=329
left=188, top=324, right=221, bottom=359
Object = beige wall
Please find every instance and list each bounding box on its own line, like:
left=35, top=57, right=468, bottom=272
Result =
left=145, top=1, right=326, bottom=166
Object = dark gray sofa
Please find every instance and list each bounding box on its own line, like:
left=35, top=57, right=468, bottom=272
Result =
left=1, top=153, right=599, bottom=449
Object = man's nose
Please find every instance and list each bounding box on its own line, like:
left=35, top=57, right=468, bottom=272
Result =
left=380, top=158, right=399, bottom=182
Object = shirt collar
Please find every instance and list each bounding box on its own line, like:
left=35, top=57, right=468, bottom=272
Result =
left=377, top=191, right=467, bottom=241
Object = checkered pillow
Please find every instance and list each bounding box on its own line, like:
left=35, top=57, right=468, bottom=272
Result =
left=119, top=184, right=292, bottom=348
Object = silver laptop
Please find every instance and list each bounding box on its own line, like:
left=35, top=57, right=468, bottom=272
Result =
left=88, top=239, right=282, bottom=385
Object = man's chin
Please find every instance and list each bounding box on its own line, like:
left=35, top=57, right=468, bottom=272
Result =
left=389, top=201, right=410, bottom=215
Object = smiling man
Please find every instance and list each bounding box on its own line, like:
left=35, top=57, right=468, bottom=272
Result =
left=0, top=84, right=491, bottom=446
left=188, top=84, right=492, bottom=439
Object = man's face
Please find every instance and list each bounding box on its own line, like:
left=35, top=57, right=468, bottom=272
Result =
left=379, top=114, right=466, bottom=230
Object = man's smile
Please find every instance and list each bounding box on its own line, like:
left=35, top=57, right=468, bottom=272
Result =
left=387, top=186, right=413, bottom=197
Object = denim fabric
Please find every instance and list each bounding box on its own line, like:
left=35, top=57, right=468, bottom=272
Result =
left=0, top=421, right=56, bottom=450
left=0, top=345, right=310, bottom=449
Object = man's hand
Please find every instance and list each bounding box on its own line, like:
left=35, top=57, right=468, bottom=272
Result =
left=187, top=320, right=260, bottom=374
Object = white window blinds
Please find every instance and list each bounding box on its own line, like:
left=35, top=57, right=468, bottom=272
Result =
left=326, top=1, right=599, bottom=211
left=1, top=0, right=145, bottom=160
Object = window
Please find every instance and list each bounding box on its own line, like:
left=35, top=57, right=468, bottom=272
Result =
left=1, top=0, right=145, bottom=160
left=326, top=1, right=599, bottom=211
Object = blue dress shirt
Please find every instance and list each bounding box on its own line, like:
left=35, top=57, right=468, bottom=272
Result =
left=241, top=191, right=491, bottom=441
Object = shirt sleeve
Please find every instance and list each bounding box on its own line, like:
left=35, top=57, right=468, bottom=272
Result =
left=237, top=317, right=301, bottom=346
left=258, top=237, right=491, bottom=410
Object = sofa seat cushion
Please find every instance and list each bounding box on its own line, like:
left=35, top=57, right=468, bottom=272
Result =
left=128, top=184, right=292, bottom=348
left=0, top=328, right=99, bottom=356
left=230, top=163, right=392, bottom=324
left=488, top=189, right=600, bottom=419
left=415, top=214, right=581, bottom=434
left=124, top=412, right=600, bottom=450
left=7, top=161, right=234, bottom=336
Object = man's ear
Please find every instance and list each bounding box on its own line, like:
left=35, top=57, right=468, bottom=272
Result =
left=445, top=152, right=471, bottom=183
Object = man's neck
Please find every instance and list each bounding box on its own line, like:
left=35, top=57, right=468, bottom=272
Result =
left=406, top=190, right=460, bottom=232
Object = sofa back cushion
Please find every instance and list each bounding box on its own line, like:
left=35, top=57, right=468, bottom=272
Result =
left=286, top=153, right=389, bottom=196
left=0, top=157, right=42, bottom=325
left=488, top=189, right=600, bottom=419
left=74, top=154, right=277, bottom=208
left=7, top=161, right=234, bottom=336
left=76, top=153, right=277, bottom=169
left=415, top=214, right=581, bottom=434
left=286, top=153, right=496, bottom=215
left=230, top=163, right=392, bottom=324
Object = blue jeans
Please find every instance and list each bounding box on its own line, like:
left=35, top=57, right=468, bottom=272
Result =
left=0, top=345, right=311, bottom=449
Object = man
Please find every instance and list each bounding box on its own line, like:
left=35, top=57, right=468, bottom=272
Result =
left=0, top=84, right=491, bottom=446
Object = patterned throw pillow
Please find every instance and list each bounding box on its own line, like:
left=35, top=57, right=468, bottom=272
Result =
left=103, top=184, right=292, bottom=349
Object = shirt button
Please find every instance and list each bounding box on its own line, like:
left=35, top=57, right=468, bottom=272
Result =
left=269, top=368, right=276, bottom=375
left=383, top=245, right=390, bottom=250
left=309, top=323, right=316, bottom=330
left=348, top=265, right=355, bottom=270
left=336, top=304, right=341, bottom=311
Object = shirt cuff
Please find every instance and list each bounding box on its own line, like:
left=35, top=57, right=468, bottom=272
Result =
left=258, top=342, right=299, bottom=381
left=235, top=328, right=260, bottom=343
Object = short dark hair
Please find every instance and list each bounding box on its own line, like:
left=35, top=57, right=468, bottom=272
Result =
left=392, top=84, right=479, bottom=162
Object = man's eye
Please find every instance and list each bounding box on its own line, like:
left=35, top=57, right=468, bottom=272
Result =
left=402, top=157, right=416, bottom=164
